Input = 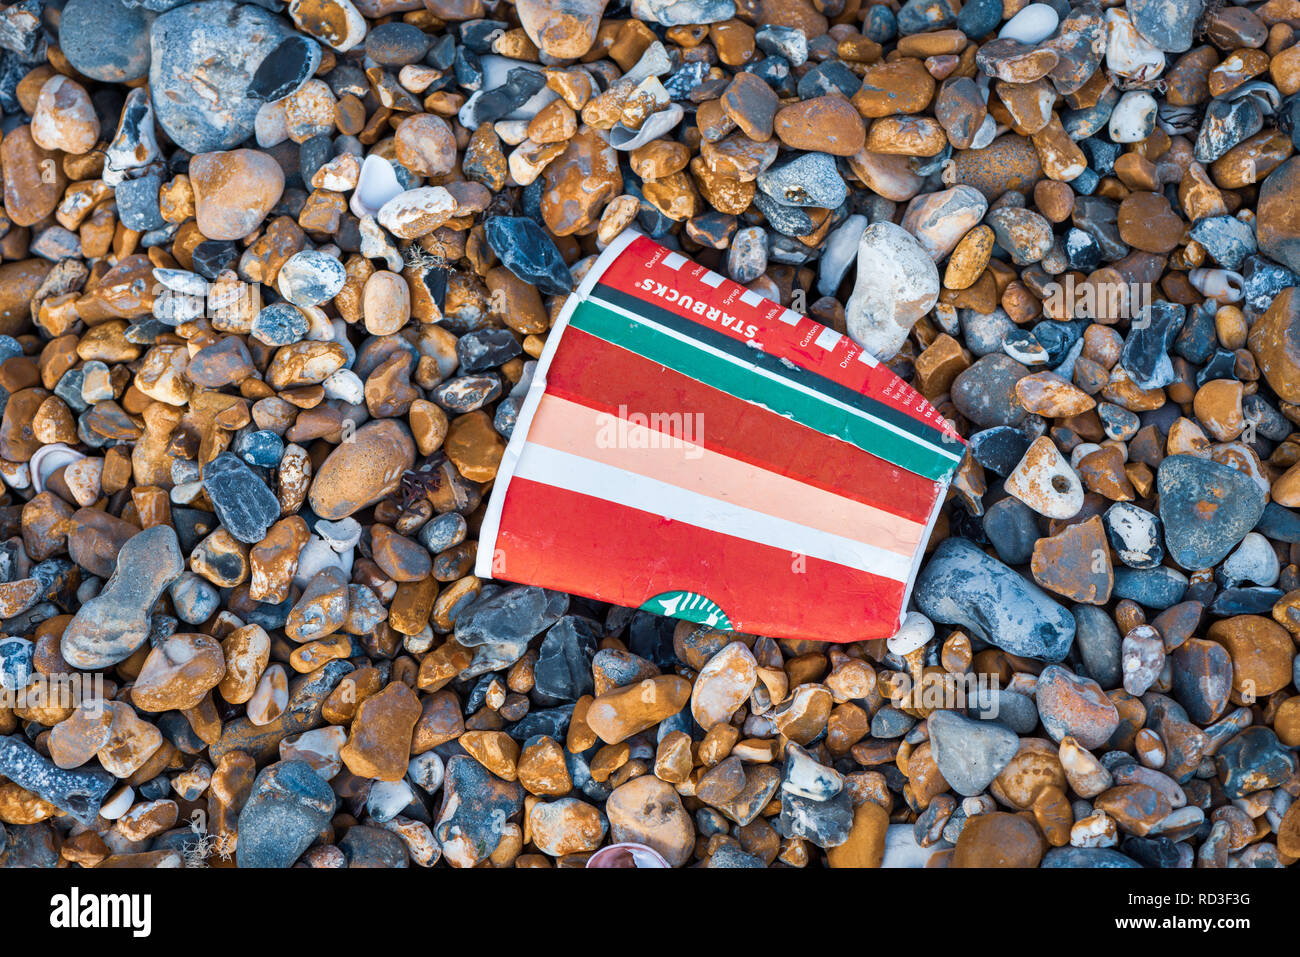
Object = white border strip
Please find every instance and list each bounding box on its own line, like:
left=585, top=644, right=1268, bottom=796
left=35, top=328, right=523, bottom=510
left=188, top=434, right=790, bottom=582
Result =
left=475, top=229, right=643, bottom=578
left=510, top=443, right=916, bottom=582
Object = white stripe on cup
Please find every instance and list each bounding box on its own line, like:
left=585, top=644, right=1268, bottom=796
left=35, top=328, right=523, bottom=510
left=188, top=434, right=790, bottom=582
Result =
left=511, top=443, right=915, bottom=581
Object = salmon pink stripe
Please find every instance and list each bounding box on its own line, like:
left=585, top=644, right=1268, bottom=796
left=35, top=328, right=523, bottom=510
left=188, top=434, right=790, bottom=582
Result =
left=543, top=326, right=940, bottom=523
left=524, top=394, right=925, bottom=558
left=494, top=479, right=908, bottom=641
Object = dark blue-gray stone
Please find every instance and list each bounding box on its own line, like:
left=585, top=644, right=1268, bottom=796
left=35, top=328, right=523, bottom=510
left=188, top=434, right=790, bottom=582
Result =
left=247, top=34, right=320, bottom=101
left=170, top=572, right=220, bottom=623
left=427, top=33, right=456, bottom=70
left=1242, top=394, right=1291, bottom=441
left=970, top=426, right=1031, bottom=476
left=795, top=59, right=860, bottom=99
left=1064, top=227, right=1103, bottom=271
left=533, top=615, right=600, bottom=701
left=1158, top=455, right=1267, bottom=570
left=463, top=67, right=546, bottom=128
left=1104, top=501, right=1163, bottom=569
left=590, top=648, right=658, bottom=689
left=418, top=511, right=467, bottom=553
left=115, top=173, right=165, bottom=232
left=1006, top=327, right=1051, bottom=367
left=927, top=709, right=1019, bottom=796
left=1209, top=586, right=1285, bottom=616
left=365, top=22, right=431, bottom=66
left=455, top=585, right=568, bottom=647
left=1120, top=835, right=1182, bottom=868
left=430, top=374, right=502, bottom=413
left=898, top=0, right=958, bottom=32
left=1072, top=603, right=1122, bottom=687
left=627, top=611, right=679, bottom=669
left=484, top=215, right=573, bottom=296
left=755, top=24, right=807, bottom=64
left=1120, top=300, right=1184, bottom=390
left=457, top=328, right=521, bottom=373
left=1033, top=318, right=1086, bottom=365
left=756, top=152, right=847, bottom=209
left=1194, top=97, right=1262, bottom=164
left=1189, top=215, right=1256, bottom=270
left=1170, top=638, right=1231, bottom=724
left=235, top=429, right=284, bottom=467
left=1127, top=0, right=1202, bottom=52
left=458, top=19, right=509, bottom=54
left=340, top=825, right=409, bottom=867
left=434, top=755, right=523, bottom=864
left=1072, top=194, right=1127, bottom=260
left=914, top=537, right=1075, bottom=660
left=564, top=747, right=611, bottom=802
left=192, top=240, right=239, bottom=280
left=778, top=789, right=853, bottom=848
left=298, top=134, right=333, bottom=189
left=504, top=705, right=574, bottom=742
left=1080, top=137, right=1120, bottom=176
left=158, top=711, right=207, bottom=754
left=453, top=45, right=483, bottom=91
left=967, top=688, right=1038, bottom=734
left=0, top=736, right=114, bottom=825
left=494, top=394, right=521, bottom=438
left=202, top=451, right=281, bottom=544
left=664, top=60, right=710, bottom=100
left=1098, top=403, right=1140, bottom=440
left=1062, top=90, right=1117, bottom=139
left=236, top=760, right=336, bottom=868
left=870, top=705, right=916, bottom=738
left=1172, top=301, right=1217, bottom=364
left=61, top=0, right=153, bottom=83
left=983, top=496, right=1040, bottom=566
left=753, top=191, right=814, bottom=236
left=1112, top=566, right=1188, bottom=608
left=148, top=1, right=293, bottom=153
left=0, top=637, right=32, bottom=690
left=1256, top=501, right=1300, bottom=543
left=0, top=823, right=59, bottom=868
left=1241, top=255, right=1297, bottom=312
left=955, top=0, right=1000, bottom=37
left=706, top=843, right=767, bottom=867
left=950, top=353, right=1029, bottom=427
left=1041, top=846, right=1141, bottom=868
left=1215, top=727, right=1297, bottom=798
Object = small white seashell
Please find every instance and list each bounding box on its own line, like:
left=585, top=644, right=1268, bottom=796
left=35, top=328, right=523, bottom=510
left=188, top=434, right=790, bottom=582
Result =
left=609, top=102, right=684, bottom=150
left=1188, top=268, right=1244, bottom=302
left=350, top=154, right=405, bottom=219
left=29, top=443, right=86, bottom=495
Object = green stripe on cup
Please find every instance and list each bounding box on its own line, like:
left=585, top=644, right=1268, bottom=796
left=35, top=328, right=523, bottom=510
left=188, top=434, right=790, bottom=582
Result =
left=567, top=299, right=960, bottom=481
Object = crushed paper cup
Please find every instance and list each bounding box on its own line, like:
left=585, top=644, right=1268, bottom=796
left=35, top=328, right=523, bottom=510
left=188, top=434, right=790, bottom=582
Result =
left=476, top=230, right=965, bottom=643
left=586, top=842, right=670, bottom=868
